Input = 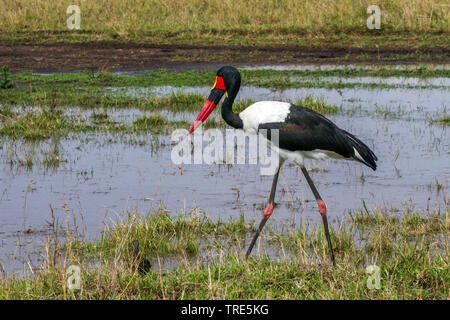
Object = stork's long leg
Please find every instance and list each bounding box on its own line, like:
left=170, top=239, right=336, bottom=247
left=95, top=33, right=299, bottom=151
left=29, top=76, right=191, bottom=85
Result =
left=301, top=167, right=336, bottom=266
left=245, top=164, right=282, bottom=258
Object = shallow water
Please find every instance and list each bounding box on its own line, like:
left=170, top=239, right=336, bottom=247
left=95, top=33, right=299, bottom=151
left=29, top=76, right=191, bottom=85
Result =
left=289, top=76, right=450, bottom=87
left=240, top=64, right=450, bottom=71
left=1, top=72, right=449, bottom=274
left=109, top=80, right=448, bottom=120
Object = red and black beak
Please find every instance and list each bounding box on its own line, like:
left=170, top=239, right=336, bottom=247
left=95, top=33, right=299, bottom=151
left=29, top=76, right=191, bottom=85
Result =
left=189, top=76, right=227, bottom=134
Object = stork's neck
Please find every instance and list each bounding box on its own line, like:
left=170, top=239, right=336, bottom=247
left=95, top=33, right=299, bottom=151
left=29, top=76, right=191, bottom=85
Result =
left=221, top=87, right=243, bottom=129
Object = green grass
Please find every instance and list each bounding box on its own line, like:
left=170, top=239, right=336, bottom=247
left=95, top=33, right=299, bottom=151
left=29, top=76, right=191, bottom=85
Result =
left=295, top=96, right=340, bottom=114
left=3, top=67, right=449, bottom=108
left=133, top=115, right=190, bottom=131
left=0, top=100, right=338, bottom=141
left=0, top=107, right=89, bottom=140
left=12, top=67, right=450, bottom=87
left=1, top=66, right=446, bottom=141
left=0, top=83, right=208, bottom=112
left=2, top=68, right=357, bottom=141
left=0, top=205, right=447, bottom=299
left=0, top=93, right=341, bottom=140
left=0, top=68, right=446, bottom=115
left=0, top=106, right=192, bottom=140
left=0, top=66, right=447, bottom=141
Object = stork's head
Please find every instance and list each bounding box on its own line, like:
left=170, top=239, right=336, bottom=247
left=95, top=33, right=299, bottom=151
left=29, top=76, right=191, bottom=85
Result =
left=189, top=66, right=241, bottom=134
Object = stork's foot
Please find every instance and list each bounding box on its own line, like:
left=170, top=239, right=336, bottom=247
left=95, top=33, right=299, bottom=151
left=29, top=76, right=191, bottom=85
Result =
left=263, top=203, right=274, bottom=218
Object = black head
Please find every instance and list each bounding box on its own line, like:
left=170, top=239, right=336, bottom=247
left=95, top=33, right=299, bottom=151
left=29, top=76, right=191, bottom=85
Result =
left=216, top=66, right=241, bottom=96
left=189, top=66, right=241, bottom=134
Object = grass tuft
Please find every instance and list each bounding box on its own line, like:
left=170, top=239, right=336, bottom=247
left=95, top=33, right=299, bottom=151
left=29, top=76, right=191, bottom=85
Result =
left=0, top=204, right=447, bottom=299
left=0, top=65, right=15, bottom=89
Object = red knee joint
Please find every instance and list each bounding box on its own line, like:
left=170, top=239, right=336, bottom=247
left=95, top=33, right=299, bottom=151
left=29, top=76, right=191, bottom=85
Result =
left=317, top=200, right=327, bottom=216
left=263, top=203, right=274, bottom=218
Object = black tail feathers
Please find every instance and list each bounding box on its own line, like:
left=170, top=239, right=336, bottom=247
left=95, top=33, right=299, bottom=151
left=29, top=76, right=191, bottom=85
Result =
left=343, top=130, right=378, bottom=170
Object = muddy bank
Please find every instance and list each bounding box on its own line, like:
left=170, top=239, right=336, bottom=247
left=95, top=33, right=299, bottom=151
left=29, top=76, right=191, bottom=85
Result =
left=1, top=42, right=449, bottom=72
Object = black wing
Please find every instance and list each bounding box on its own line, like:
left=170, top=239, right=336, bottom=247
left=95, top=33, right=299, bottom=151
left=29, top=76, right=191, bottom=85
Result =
left=258, top=105, right=377, bottom=170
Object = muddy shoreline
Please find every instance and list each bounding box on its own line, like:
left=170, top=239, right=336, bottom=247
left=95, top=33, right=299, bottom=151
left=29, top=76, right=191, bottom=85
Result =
left=2, top=42, right=449, bottom=72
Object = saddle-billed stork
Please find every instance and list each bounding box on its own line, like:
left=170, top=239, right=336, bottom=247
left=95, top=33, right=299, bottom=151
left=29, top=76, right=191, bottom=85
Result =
left=189, top=66, right=377, bottom=265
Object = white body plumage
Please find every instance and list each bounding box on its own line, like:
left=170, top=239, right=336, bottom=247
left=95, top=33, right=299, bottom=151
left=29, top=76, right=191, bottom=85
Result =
left=239, top=101, right=346, bottom=167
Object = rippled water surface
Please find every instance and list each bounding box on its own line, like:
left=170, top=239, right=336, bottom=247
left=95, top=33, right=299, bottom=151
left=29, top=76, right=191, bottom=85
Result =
left=0, top=71, right=448, bottom=273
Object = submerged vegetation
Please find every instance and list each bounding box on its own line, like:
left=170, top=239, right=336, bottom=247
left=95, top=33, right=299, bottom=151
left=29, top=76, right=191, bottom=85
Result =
left=0, top=66, right=446, bottom=141
left=11, top=67, right=450, bottom=88
left=1, top=68, right=447, bottom=117
left=0, top=205, right=447, bottom=299
left=132, top=114, right=190, bottom=132
left=0, top=106, right=193, bottom=140
left=429, top=114, right=449, bottom=126
left=0, top=97, right=337, bottom=141
left=2, top=68, right=364, bottom=140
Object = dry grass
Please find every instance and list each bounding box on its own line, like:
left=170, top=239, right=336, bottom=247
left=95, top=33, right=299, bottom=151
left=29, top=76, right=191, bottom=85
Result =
left=0, top=0, right=448, bottom=44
